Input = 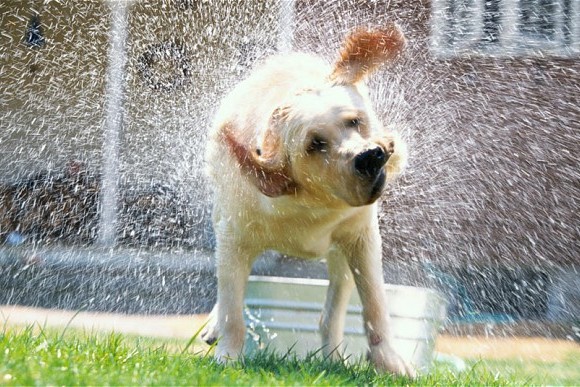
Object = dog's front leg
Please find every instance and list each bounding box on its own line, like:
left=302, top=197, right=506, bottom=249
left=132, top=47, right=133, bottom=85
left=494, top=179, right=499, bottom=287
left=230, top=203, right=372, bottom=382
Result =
left=339, top=219, right=415, bottom=377
left=320, top=248, right=355, bottom=360
left=213, top=242, right=256, bottom=362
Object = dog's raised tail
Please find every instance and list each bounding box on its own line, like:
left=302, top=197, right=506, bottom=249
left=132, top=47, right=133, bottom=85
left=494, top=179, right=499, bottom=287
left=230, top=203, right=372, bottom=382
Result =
left=330, top=24, right=406, bottom=85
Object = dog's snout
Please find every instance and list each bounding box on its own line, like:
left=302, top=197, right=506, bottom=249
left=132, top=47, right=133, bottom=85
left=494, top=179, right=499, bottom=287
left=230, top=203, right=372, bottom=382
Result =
left=354, top=146, right=388, bottom=178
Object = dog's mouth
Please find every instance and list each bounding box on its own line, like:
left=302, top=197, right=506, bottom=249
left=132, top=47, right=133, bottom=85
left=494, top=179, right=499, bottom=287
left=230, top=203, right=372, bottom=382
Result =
left=351, top=145, right=388, bottom=205
left=367, top=169, right=386, bottom=204
left=350, top=168, right=386, bottom=206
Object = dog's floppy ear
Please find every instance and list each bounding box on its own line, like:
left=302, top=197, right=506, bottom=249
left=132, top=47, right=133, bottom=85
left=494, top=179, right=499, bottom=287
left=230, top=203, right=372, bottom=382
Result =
left=376, top=131, right=408, bottom=180
left=220, top=113, right=297, bottom=197
left=330, top=24, right=406, bottom=85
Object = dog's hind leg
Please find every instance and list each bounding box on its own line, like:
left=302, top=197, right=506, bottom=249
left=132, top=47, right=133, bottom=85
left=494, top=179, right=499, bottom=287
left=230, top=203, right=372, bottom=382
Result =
left=320, top=247, right=355, bottom=360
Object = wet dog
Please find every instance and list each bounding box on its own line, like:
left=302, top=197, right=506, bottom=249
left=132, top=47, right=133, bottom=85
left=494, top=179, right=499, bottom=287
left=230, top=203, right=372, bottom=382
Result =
left=203, top=24, right=412, bottom=376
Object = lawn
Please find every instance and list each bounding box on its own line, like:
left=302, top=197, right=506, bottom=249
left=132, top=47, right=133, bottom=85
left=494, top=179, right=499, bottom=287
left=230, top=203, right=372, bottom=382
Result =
left=0, top=325, right=577, bottom=386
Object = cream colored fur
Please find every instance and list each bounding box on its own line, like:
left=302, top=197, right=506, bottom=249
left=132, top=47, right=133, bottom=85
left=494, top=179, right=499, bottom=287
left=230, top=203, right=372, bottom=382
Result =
left=202, top=25, right=413, bottom=376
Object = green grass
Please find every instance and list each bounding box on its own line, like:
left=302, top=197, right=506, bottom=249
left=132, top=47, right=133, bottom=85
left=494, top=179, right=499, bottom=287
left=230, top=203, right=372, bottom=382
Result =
left=0, top=325, right=576, bottom=386
left=476, top=354, right=580, bottom=386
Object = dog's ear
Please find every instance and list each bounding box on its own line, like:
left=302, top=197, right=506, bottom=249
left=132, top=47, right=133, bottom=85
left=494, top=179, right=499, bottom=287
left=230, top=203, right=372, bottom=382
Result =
left=330, top=24, right=406, bottom=85
left=220, top=117, right=297, bottom=197
left=376, top=131, right=408, bottom=180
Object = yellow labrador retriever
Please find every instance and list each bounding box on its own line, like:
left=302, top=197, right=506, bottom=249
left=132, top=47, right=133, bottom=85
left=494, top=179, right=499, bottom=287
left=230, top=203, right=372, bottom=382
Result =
left=203, top=24, right=412, bottom=376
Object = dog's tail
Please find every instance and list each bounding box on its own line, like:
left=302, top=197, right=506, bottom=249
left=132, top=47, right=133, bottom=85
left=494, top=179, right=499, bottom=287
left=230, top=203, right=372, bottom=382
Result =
left=330, top=24, right=406, bottom=85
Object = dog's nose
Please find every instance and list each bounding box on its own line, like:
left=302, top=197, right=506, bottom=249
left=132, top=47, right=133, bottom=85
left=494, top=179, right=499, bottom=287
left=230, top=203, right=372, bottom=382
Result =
left=354, top=146, right=388, bottom=178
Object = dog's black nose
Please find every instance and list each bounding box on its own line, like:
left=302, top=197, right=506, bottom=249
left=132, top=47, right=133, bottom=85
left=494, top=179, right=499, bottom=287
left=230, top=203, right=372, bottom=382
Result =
left=354, top=146, right=388, bottom=178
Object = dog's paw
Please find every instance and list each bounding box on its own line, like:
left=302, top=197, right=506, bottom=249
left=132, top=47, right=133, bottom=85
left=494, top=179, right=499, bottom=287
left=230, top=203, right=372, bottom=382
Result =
left=368, top=345, right=416, bottom=378
left=201, top=329, right=218, bottom=346
left=213, top=346, right=241, bottom=364
left=201, top=323, right=218, bottom=345
left=201, top=306, right=219, bottom=345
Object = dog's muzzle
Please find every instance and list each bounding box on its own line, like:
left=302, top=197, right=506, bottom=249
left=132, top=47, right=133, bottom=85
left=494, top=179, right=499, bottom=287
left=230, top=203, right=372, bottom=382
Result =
left=354, top=146, right=389, bottom=178
left=354, top=146, right=389, bottom=203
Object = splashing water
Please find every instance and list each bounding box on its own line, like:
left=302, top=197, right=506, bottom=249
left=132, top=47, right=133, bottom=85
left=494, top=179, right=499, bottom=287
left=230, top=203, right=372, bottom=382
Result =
left=0, top=0, right=578, bottom=340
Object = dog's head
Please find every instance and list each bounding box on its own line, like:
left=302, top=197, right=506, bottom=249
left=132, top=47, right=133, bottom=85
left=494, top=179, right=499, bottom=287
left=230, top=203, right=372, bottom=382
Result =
left=222, top=24, right=407, bottom=207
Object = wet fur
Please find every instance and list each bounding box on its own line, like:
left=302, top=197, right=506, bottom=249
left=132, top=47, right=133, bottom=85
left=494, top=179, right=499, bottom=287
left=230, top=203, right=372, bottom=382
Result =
left=203, top=24, right=413, bottom=376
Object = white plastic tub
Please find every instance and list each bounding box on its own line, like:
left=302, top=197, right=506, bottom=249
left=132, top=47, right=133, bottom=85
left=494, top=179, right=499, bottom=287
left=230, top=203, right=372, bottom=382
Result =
left=244, top=275, right=447, bottom=372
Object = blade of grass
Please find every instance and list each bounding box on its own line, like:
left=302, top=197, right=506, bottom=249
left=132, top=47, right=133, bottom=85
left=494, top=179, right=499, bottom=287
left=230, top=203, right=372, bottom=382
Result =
left=311, top=369, right=326, bottom=384
left=181, top=319, right=209, bottom=355
left=57, top=305, right=87, bottom=343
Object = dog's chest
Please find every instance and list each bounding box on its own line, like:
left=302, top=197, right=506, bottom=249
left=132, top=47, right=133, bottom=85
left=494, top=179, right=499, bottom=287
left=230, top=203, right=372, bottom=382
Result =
left=245, top=206, right=359, bottom=258
left=277, top=223, right=334, bottom=258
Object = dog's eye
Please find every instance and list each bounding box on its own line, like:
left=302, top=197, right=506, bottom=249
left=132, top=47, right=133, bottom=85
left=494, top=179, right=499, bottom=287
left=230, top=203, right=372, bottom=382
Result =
left=307, top=136, right=328, bottom=153
left=345, top=118, right=360, bottom=128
